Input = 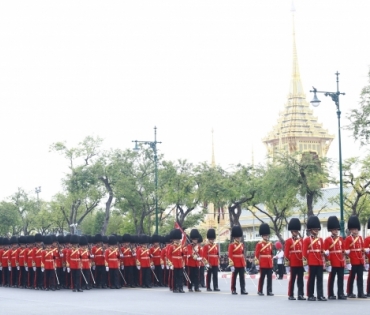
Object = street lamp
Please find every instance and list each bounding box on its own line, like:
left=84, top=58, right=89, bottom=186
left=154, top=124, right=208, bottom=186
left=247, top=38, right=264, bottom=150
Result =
left=310, top=71, right=346, bottom=237
left=132, top=126, right=162, bottom=234
left=35, top=186, right=41, bottom=210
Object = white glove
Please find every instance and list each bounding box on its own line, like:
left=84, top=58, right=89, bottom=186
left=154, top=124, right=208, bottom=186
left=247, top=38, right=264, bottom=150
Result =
left=92, top=265, right=96, bottom=270
left=170, top=265, right=174, bottom=270
left=256, top=265, right=260, bottom=271
left=344, top=250, right=350, bottom=255
left=120, top=265, right=124, bottom=270
left=197, top=257, right=202, bottom=261
left=161, top=265, right=164, bottom=269
left=67, top=267, right=71, bottom=273
left=326, top=266, right=332, bottom=272
left=25, top=267, right=28, bottom=272
left=365, top=264, right=369, bottom=271
left=60, top=253, right=64, bottom=257
left=365, top=248, right=370, bottom=254
left=285, top=266, right=290, bottom=273
left=346, top=264, right=352, bottom=271
left=8, top=266, right=11, bottom=271
left=41, top=268, right=45, bottom=272
left=324, top=250, right=329, bottom=256
left=206, top=264, right=210, bottom=268
left=230, top=266, right=235, bottom=272
left=90, top=254, right=94, bottom=258
left=304, top=265, right=308, bottom=272
left=33, top=267, right=36, bottom=271
left=151, top=265, right=155, bottom=270
left=132, top=253, right=136, bottom=256
left=137, top=266, right=141, bottom=270
left=166, top=265, right=169, bottom=270
left=120, top=254, right=123, bottom=258
left=17, top=266, right=20, bottom=270
left=106, top=266, right=109, bottom=272
left=0, top=267, right=2, bottom=271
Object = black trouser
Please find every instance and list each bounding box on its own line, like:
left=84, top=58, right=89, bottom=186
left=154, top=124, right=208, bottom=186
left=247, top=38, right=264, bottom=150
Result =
left=81, top=269, right=90, bottom=289
left=141, top=267, right=150, bottom=287
left=11, top=267, right=18, bottom=286
left=153, top=265, right=162, bottom=285
left=45, top=269, right=56, bottom=289
left=0, top=268, right=2, bottom=286
left=35, top=267, right=43, bottom=288
left=124, top=266, right=134, bottom=286
left=199, top=266, right=205, bottom=286
left=307, top=265, right=324, bottom=298
left=188, top=266, right=199, bottom=289
left=288, top=266, right=304, bottom=297
left=277, top=264, right=284, bottom=279
left=19, top=266, right=27, bottom=287
left=56, top=267, right=63, bottom=288
left=206, top=266, right=219, bottom=289
left=258, top=268, right=272, bottom=293
left=231, top=267, right=245, bottom=292
left=173, top=268, right=183, bottom=291
left=133, top=266, right=139, bottom=286
left=2, top=267, right=9, bottom=286
left=108, top=268, right=119, bottom=288
left=28, top=267, right=35, bottom=288
left=328, top=267, right=344, bottom=297
left=71, top=269, right=81, bottom=290
left=96, top=265, right=106, bottom=287
left=347, top=264, right=364, bottom=296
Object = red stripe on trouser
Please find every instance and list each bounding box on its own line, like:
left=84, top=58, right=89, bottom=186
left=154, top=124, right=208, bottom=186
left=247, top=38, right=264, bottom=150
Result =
left=327, top=272, right=332, bottom=296
left=306, top=271, right=310, bottom=296
left=288, top=273, right=292, bottom=296
left=346, top=270, right=352, bottom=294
left=367, top=272, right=370, bottom=294
left=258, top=270, right=262, bottom=292
left=231, top=272, right=235, bottom=291
left=139, top=269, right=142, bottom=286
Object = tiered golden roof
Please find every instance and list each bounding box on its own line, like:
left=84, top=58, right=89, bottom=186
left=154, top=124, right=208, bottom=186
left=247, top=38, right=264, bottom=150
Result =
left=263, top=13, right=334, bottom=158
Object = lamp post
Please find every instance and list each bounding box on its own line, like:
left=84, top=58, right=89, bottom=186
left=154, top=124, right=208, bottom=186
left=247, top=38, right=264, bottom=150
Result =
left=132, top=126, right=162, bottom=234
left=35, top=186, right=41, bottom=210
left=310, top=71, right=346, bottom=237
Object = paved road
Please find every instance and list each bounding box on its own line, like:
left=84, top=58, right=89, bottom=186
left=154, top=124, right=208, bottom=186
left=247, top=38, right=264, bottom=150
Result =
left=0, top=273, right=369, bottom=315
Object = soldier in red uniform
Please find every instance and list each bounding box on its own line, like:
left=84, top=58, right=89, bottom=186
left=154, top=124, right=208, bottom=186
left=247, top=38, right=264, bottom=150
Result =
left=79, top=236, right=91, bottom=290
left=62, top=234, right=72, bottom=289
left=324, top=216, right=346, bottom=300
left=1, top=238, right=10, bottom=287
left=0, top=237, right=3, bottom=286
left=303, top=216, right=327, bottom=301
left=198, top=235, right=206, bottom=288
left=284, top=218, right=305, bottom=300
left=136, top=235, right=152, bottom=288
left=67, top=234, right=83, bottom=292
left=54, top=235, right=64, bottom=290
left=167, top=229, right=185, bottom=293
left=26, top=236, right=35, bottom=289
left=9, top=236, right=19, bottom=287
left=92, top=234, right=106, bottom=289
left=150, top=234, right=162, bottom=287
left=186, top=229, right=202, bottom=292
left=18, top=236, right=28, bottom=289
left=345, top=215, right=367, bottom=298
left=33, top=234, right=44, bottom=290
left=203, top=228, right=220, bottom=292
left=255, top=223, right=274, bottom=296
left=105, top=235, right=121, bottom=289
left=364, top=218, right=370, bottom=297
left=42, top=235, right=56, bottom=291
left=121, top=234, right=135, bottom=288
left=228, top=225, right=247, bottom=295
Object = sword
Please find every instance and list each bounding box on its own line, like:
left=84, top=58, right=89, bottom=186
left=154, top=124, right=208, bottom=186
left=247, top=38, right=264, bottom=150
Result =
left=183, top=269, right=191, bottom=283
left=53, top=263, right=60, bottom=285
left=80, top=268, right=88, bottom=284
left=151, top=267, right=159, bottom=282
left=118, top=268, right=127, bottom=285
left=89, top=267, right=96, bottom=284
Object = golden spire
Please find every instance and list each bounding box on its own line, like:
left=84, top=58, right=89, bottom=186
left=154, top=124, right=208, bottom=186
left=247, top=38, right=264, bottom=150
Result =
left=262, top=1, right=334, bottom=159
left=211, top=128, right=216, bottom=167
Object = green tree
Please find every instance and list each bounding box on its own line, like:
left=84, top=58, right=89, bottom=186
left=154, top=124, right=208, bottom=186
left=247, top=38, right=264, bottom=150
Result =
left=347, top=70, right=370, bottom=146
left=0, top=201, right=21, bottom=236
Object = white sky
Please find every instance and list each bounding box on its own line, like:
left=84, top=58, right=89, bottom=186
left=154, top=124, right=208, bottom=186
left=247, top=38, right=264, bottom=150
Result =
left=0, top=0, right=369, bottom=201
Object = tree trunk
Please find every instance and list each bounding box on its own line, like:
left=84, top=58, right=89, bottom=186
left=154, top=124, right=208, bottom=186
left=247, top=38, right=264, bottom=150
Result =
left=100, top=177, right=114, bottom=236
left=306, top=191, right=314, bottom=217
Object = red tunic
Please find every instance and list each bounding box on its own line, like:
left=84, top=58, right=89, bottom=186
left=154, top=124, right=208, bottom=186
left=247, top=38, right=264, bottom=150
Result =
left=80, top=249, right=91, bottom=269
left=105, top=248, right=120, bottom=269
left=167, top=243, right=184, bottom=268
left=42, top=249, right=55, bottom=270
left=137, top=247, right=151, bottom=268
left=150, top=246, right=161, bottom=266
left=254, top=240, right=273, bottom=268
left=1, top=249, right=10, bottom=268
left=324, top=236, right=345, bottom=268
left=364, top=236, right=370, bottom=263
left=203, top=243, right=219, bottom=266
left=228, top=241, right=246, bottom=268
left=27, top=248, right=36, bottom=268
left=122, top=246, right=135, bottom=267
left=160, top=246, right=167, bottom=266
left=18, top=248, right=28, bottom=267
left=186, top=244, right=201, bottom=267
left=0, top=249, right=3, bottom=267
left=10, top=248, right=20, bottom=267
left=33, top=248, right=43, bottom=267
left=92, top=246, right=105, bottom=266
left=67, top=248, right=81, bottom=269
left=345, top=234, right=365, bottom=265
left=54, top=249, right=63, bottom=268
left=284, top=237, right=303, bottom=267
left=302, top=236, right=324, bottom=266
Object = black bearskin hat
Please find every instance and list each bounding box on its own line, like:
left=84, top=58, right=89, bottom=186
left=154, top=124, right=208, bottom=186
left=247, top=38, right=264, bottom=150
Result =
left=368, top=218, right=370, bottom=229
left=18, top=236, right=27, bottom=244
left=288, top=218, right=301, bottom=231
left=190, top=229, right=200, bottom=240
left=348, top=215, right=361, bottom=230
left=10, top=236, right=18, bottom=245
left=207, top=229, right=216, bottom=239
left=79, top=236, right=88, bottom=246
left=307, top=216, right=321, bottom=230
left=70, top=234, right=79, bottom=244
left=35, top=233, right=43, bottom=243
left=327, top=216, right=340, bottom=231
left=171, top=229, right=182, bottom=240
left=27, top=235, right=35, bottom=244
left=43, top=235, right=52, bottom=245
left=151, top=234, right=160, bottom=243
left=259, top=223, right=270, bottom=236
left=94, top=233, right=103, bottom=243
left=231, top=225, right=243, bottom=238
left=108, top=235, right=117, bottom=245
